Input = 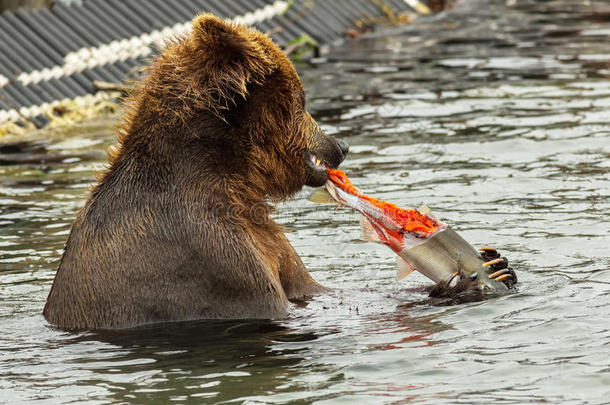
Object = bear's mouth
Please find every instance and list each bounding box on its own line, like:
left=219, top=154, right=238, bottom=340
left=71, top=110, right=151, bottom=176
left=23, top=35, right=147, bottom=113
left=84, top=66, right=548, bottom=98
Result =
left=304, top=151, right=330, bottom=187
left=310, top=153, right=327, bottom=169
left=304, top=136, right=349, bottom=188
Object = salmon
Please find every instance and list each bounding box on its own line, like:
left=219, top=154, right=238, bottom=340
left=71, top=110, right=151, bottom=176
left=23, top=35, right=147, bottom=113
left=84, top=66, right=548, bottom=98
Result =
left=310, top=169, right=516, bottom=292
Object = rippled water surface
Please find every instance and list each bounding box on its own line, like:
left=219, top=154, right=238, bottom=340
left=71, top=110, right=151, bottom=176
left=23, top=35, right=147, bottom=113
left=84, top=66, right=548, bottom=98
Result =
left=1, top=0, right=609, bottom=403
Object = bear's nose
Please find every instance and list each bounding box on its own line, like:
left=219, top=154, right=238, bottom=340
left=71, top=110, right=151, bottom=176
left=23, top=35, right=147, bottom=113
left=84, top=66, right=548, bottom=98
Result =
left=337, top=139, right=349, bottom=161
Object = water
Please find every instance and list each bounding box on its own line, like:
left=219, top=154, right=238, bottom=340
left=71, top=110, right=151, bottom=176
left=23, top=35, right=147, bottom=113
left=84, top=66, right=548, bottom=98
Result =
left=1, top=0, right=609, bottom=403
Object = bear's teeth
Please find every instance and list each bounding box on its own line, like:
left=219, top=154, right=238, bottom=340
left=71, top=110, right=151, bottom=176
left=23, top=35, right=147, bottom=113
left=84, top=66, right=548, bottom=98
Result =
left=310, top=154, right=324, bottom=167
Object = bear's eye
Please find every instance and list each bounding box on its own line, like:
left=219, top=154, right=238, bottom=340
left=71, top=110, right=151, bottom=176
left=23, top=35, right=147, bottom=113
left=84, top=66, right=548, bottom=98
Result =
left=300, top=91, right=306, bottom=108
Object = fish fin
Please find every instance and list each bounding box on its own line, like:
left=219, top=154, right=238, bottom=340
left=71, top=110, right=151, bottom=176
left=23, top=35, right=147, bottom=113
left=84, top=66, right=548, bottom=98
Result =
left=360, top=215, right=381, bottom=243
left=417, top=204, right=432, bottom=216
left=397, top=257, right=416, bottom=281
left=308, top=188, right=337, bottom=204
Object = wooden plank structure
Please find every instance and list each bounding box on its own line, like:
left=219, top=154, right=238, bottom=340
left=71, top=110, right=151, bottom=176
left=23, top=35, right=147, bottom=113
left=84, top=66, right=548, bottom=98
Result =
left=0, top=0, right=428, bottom=127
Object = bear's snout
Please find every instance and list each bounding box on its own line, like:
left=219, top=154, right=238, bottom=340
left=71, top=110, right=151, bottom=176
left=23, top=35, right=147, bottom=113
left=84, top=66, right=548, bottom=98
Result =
left=304, top=135, right=349, bottom=187
left=320, top=135, right=349, bottom=169
left=336, top=139, right=350, bottom=162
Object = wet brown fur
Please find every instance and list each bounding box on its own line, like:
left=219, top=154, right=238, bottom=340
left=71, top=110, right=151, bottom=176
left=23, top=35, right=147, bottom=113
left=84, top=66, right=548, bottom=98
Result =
left=43, top=14, right=339, bottom=329
left=427, top=276, right=485, bottom=304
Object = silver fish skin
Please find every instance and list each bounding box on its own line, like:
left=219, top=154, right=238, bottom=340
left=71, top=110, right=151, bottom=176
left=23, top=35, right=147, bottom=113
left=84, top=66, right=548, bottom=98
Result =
left=399, top=226, right=508, bottom=292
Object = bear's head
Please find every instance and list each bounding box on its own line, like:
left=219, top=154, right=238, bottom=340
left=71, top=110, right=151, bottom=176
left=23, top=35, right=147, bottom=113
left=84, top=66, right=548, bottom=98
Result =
left=121, top=14, right=348, bottom=205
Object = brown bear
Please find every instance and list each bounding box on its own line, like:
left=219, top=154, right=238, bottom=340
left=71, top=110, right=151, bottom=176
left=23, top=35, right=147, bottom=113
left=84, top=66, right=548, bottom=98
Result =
left=43, top=14, right=349, bottom=329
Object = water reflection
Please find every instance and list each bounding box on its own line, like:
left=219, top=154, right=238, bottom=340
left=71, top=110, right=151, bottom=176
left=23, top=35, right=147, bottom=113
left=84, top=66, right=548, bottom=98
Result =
left=65, top=321, right=305, bottom=404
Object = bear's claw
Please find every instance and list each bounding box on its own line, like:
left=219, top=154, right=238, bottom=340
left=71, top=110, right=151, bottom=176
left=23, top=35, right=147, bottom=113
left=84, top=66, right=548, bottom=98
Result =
left=482, top=258, right=503, bottom=267
left=479, top=248, right=517, bottom=288
left=488, top=268, right=510, bottom=279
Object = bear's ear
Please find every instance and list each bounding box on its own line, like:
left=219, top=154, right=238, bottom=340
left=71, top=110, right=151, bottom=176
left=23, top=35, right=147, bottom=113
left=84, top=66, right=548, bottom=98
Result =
left=190, top=14, right=276, bottom=109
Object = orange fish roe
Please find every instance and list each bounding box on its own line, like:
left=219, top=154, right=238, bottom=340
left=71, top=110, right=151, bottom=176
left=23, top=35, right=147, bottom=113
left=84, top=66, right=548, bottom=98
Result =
left=327, top=169, right=441, bottom=238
